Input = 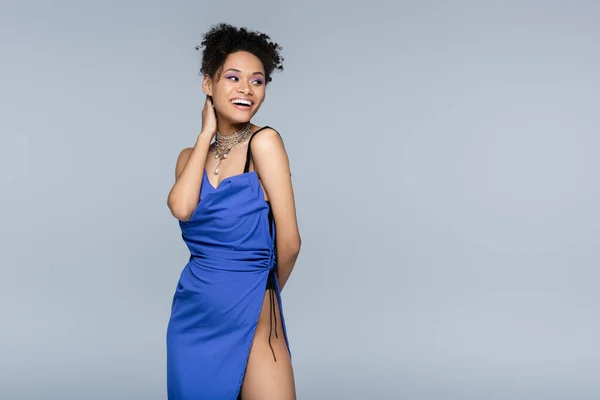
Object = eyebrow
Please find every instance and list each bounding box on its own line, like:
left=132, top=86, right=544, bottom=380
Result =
left=224, top=68, right=265, bottom=77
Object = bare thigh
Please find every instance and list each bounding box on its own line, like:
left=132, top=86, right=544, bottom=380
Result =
left=240, top=288, right=296, bottom=400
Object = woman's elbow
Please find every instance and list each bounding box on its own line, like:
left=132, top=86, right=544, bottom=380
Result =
left=168, top=202, right=193, bottom=222
left=280, top=236, right=301, bottom=257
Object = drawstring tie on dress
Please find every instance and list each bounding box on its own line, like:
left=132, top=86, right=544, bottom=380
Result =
left=267, top=269, right=279, bottom=362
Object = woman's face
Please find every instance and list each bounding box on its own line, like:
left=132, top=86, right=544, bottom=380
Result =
left=204, top=51, right=267, bottom=124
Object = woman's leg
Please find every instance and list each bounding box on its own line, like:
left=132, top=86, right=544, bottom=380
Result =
left=239, top=287, right=296, bottom=400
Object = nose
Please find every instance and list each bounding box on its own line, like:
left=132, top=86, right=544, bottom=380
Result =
left=237, top=81, right=252, bottom=95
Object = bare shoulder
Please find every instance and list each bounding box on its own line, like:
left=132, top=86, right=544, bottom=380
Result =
left=250, top=127, right=292, bottom=181
left=177, top=147, right=194, bottom=161
left=250, top=127, right=285, bottom=153
left=175, top=147, right=194, bottom=179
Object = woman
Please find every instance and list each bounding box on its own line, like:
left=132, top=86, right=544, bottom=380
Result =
left=166, top=23, right=301, bottom=400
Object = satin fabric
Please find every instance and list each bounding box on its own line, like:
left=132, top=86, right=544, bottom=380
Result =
left=166, top=169, right=290, bottom=399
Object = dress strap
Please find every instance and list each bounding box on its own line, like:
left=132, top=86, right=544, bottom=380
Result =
left=243, top=126, right=272, bottom=173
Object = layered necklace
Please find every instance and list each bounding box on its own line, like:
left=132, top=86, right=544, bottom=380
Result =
left=210, top=122, right=252, bottom=175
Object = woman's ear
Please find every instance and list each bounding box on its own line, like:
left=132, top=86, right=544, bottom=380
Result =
left=202, top=74, right=213, bottom=96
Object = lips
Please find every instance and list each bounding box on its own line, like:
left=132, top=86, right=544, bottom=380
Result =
left=231, top=104, right=251, bottom=111
left=230, top=99, right=253, bottom=112
left=231, top=98, right=253, bottom=107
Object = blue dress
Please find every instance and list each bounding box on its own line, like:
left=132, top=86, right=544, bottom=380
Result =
left=166, top=126, right=291, bottom=399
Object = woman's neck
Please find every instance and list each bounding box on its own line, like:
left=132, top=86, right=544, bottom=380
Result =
left=216, top=116, right=249, bottom=137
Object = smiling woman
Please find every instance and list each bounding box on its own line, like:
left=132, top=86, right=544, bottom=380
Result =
left=165, top=23, right=301, bottom=400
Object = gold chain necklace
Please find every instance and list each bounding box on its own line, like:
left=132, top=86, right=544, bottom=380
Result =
left=210, top=122, right=251, bottom=175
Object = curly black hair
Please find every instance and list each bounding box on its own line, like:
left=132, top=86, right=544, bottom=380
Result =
left=196, top=23, right=284, bottom=84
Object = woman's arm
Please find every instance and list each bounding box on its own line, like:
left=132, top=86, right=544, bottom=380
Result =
left=167, top=95, right=217, bottom=221
left=251, top=128, right=301, bottom=290
left=167, top=133, right=213, bottom=221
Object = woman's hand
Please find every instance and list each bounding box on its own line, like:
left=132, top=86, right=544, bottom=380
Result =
left=199, top=95, right=217, bottom=141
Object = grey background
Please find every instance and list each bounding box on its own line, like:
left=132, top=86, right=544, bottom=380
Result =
left=1, top=1, right=599, bottom=399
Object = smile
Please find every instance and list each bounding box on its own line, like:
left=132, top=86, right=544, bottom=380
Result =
left=231, top=98, right=253, bottom=108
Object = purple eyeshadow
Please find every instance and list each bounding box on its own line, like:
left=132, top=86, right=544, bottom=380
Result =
left=225, top=74, right=263, bottom=84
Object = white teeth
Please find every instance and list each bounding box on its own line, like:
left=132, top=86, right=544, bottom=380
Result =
left=232, top=99, right=252, bottom=106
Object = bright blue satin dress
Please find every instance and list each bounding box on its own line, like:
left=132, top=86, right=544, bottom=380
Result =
left=166, top=131, right=291, bottom=399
